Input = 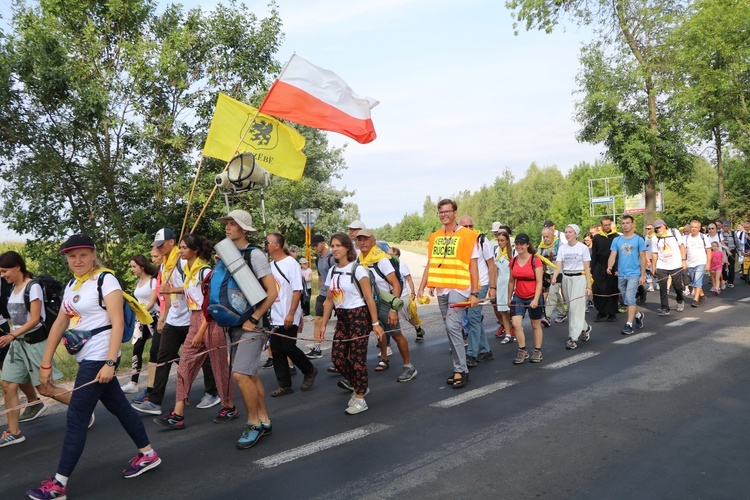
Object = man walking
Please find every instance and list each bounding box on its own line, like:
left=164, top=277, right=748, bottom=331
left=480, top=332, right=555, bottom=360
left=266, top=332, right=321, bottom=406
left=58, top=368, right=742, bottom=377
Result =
left=650, top=219, right=687, bottom=316
left=607, top=215, right=647, bottom=334
left=684, top=220, right=711, bottom=307
left=591, top=216, right=620, bottom=322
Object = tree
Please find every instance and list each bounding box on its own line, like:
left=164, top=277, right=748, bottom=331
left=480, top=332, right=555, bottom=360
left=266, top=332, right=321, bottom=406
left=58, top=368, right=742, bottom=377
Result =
left=506, top=0, right=694, bottom=223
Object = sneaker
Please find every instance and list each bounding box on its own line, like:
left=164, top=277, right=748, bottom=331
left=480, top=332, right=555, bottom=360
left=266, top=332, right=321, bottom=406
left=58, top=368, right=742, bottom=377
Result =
left=337, top=379, right=354, bottom=392
left=496, top=325, right=505, bottom=337
left=19, top=402, right=47, bottom=423
left=155, top=411, right=185, bottom=430
left=415, top=327, right=425, bottom=343
left=635, top=312, right=644, bottom=329
left=397, top=365, right=418, bottom=382
left=0, top=429, right=25, bottom=447
left=301, top=367, right=318, bottom=391
left=122, top=451, right=162, bottom=478
left=345, top=398, right=368, bottom=415
left=540, top=317, right=551, bottom=328
left=618, top=305, right=627, bottom=313
left=647, top=285, right=654, bottom=292
left=132, top=388, right=150, bottom=404
left=566, top=338, right=577, bottom=350
left=213, top=406, right=239, bottom=423
left=196, top=393, right=221, bottom=409
left=721, top=282, right=726, bottom=290
left=554, top=314, right=568, bottom=323
left=477, top=351, right=494, bottom=362
left=530, top=349, right=543, bottom=363
left=89, top=413, right=95, bottom=429
left=727, top=283, right=734, bottom=288
left=386, top=347, right=393, bottom=357
left=262, top=358, right=274, bottom=369
left=26, top=478, right=66, bottom=499
left=621, top=323, right=634, bottom=335
left=466, top=355, right=478, bottom=367
left=236, top=422, right=265, bottom=449
left=658, top=308, right=671, bottom=317
left=305, top=347, right=323, bottom=359
left=676, top=301, right=685, bottom=312
left=289, top=366, right=297, bottom=376
left=348, top=387, right=370, bottom=405
left=261, top=420, right=272, bottom=435
left=121, top=381, right=140, bottom=394
left=131, top=401, right=162, bottom=415
left=513, top=349, right=529, bottom=365
left=580, top=325, right=592, bottom=342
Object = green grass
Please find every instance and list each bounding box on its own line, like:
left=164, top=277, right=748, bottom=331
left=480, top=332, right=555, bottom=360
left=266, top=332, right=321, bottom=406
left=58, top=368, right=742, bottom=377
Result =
left=390, top=241, right=428, bottom=255
left=52, top=340, right=143, bottom=381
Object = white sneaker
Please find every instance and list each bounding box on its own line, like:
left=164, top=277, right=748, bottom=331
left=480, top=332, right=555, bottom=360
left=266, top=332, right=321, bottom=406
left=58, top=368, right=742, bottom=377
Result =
left=88, top=413, right=96, bottom=429
left=676, top=301, right=685, bottom=312
left=345, top=398, right=368, bottom=415
left=197, top=393, right=221, bottom=409
left=121, top=381, right=139, bottom=394
left=721, top=282, right=726, bottom=290
left=386, top=347, right=393, bottom=357
left=349, top=388, right=370, bottom=405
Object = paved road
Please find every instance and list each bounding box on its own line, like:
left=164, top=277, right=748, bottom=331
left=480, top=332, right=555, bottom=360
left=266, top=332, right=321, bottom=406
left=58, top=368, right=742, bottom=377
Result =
left=2, top=282, right=750, bottom=499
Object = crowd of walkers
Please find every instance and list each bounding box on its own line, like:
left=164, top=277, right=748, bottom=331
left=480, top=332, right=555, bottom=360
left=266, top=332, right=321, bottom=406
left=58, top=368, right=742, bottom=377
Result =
left=1, top=202, right=749, bottom=499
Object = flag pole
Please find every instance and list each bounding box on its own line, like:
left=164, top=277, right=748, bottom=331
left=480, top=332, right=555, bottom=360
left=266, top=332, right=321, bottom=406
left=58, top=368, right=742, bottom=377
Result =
left=258, top=52, right=296, bottom=112
left=190, top=108, right=262, bottom=233
left=180, top=154, right=205, bottom=242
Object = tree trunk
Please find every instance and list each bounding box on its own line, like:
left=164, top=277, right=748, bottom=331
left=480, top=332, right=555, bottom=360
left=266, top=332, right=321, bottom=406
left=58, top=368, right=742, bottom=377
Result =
left=645, top=78, right=659, bottom=224
left=714, top=125, right=724, bottom=203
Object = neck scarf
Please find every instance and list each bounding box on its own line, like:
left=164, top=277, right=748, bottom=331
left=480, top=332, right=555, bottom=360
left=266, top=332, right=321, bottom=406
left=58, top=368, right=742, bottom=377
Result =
left=495, top=245, right=510, bottom=261
left=537, top=236, right=557, bottom=249
left=72, top=267, right=114, bottom=291
left=359, top=245, right=390, bottom=268
left=598, top=228, right=618, bottom=238
left=162, top=246, right=181, bottom=278
left=183, top=257, right=209, bottom=288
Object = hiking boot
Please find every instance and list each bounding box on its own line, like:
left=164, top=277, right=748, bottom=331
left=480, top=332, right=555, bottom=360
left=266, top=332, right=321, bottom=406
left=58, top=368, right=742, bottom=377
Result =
left=301, top=367, right=318, bottom=391
left=566, top=338, right=577, bottom=350
left=676, top=301, right=685, bottom=312
left=513, top=349, right=529, bottom=365
left=236, top=422, right=265, bottom=449
left=466, top=355, right=478, bottom=367
left=397, top=365, right=418, bottom=383
left=477, top=351, right=494, bottom=362
left=621, top=323, right=634, bottom=335
left=530, top=349, right=543, bottom=363
left=19, top=402, right=47, bottom=423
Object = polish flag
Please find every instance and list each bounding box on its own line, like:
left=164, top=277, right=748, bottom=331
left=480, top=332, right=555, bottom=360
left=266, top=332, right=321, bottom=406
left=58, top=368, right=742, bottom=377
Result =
left=259, top=54, right=379, bottom=144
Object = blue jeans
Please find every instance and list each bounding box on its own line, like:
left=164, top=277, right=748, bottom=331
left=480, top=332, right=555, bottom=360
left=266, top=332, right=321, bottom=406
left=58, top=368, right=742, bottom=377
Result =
left=466, top=284, right=490, bottom=357
left=689, top=265, right=706, bottom=289
left=618, top=275, right=640, bottom=306
left=58, top=360, right=151, bottom=477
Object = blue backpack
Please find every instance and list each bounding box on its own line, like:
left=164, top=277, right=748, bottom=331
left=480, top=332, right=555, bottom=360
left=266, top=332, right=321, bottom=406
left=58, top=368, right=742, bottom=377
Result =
left=96, top=272, right=141, bottom=343
left=207, top=245, right=262, bottom=327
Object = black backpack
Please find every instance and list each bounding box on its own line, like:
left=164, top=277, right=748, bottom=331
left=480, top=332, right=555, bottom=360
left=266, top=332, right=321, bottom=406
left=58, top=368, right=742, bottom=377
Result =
left=23, top=274, right=64, bottom=344
left=370, top=256, right=404, bottom=291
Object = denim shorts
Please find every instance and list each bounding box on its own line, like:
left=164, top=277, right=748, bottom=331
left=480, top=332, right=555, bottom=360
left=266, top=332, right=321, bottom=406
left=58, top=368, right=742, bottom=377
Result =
left=509, top=294, right=544, bottom=320
left=618, top=275, right=640, bottom=306
left=688, top=265, right=706, bottom=289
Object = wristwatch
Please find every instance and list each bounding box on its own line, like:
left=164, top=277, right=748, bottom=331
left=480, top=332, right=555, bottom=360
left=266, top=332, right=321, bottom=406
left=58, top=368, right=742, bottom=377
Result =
left=248, top=316, right=260, bottom=325
left=105, top=359, right=116, bottom=367
left=470, top=292, right=480, bottom=298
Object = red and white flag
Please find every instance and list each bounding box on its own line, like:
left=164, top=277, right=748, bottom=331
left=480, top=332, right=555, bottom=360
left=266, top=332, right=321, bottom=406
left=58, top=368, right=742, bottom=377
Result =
left=259, top=54, right=379, bottom=144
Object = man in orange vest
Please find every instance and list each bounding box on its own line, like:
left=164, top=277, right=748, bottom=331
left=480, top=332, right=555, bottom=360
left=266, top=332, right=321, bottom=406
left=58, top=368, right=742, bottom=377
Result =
left=417, top=199, right=479, bottom=389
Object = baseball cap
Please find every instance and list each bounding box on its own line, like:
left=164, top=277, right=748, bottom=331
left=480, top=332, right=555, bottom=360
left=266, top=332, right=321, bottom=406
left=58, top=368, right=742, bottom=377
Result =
left=311, top=234, right=326, bottom=245
left=514, top=233, right=530, bottom=244
left=347, top=219, right=366, bottom=230
left=491, top=221, right=502, bottom=233
left=653, top=219, right=666, bottom=229
left=151, top=228, right=176, bottom=248
left=299, top=258, right=309, bottom=264
left=356, top=229, right=375, bottom=238
left=216, top=209, right=257, bottom=232
left=60, top=234, right=95, bottom=254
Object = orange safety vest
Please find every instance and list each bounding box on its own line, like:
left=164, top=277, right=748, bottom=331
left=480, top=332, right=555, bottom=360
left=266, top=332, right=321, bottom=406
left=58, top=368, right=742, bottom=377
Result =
left=426, top=227, right=477, bottom=289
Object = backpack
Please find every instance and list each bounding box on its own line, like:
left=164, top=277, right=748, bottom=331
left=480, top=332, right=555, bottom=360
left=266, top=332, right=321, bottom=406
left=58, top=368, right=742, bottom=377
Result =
left=22, top=274, right=64, bottom=344
left=331, top=261, right=381, bottom=307
left=97, top=272, right=153, bottom=343
left=207, top=245, right=263, bottom=327
left=370, top=256, right=404, bottom=291
left=0, top=277, right=11, bottom=319
left=509, top=254, right=538, bottom=277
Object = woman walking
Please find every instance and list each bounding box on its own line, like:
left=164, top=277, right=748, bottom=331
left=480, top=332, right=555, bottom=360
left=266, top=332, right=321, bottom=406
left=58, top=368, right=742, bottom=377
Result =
left=552, top=225, right=593, bottom=350
left=494, top=231, right=515, bottom=345
left=506, top=234, right=545, bottom=364
left=121, top=255, right=159, bottom=394
left=27, top=234, right=160, bottom=499
left=317, top=233, right=384, bottom=415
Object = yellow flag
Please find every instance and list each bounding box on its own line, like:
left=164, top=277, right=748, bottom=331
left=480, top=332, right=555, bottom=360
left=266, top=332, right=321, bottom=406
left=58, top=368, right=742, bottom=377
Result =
left=203, top=93, right=307, bottom=181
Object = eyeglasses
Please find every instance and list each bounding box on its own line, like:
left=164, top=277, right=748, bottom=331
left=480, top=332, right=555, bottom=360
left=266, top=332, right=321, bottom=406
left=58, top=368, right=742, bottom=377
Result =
left=708, top=226, right=716, bottom=230
left=437, top=210, right=454, bottom=216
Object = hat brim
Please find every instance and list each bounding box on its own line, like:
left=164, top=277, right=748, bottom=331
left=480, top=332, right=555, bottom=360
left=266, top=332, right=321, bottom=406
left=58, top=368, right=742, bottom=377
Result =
left=60, top=245, right=95, bottom=254
left=150, top=240, right=165, bottom=248
left=216, top=216, right=256, bottom=232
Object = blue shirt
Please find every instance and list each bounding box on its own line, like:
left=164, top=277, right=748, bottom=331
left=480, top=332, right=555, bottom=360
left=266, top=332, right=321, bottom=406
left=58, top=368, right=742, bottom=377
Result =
left=610, top=234, right=646, bottom=277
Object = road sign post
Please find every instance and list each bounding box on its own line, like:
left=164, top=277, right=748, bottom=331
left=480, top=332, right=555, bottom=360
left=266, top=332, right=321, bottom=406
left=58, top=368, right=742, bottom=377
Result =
left=295, top=208, right=320, bottom=264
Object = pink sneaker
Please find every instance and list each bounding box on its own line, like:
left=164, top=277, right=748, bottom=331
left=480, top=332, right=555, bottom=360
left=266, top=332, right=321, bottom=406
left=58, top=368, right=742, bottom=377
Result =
left=122, top=451, right=162, bottom=478
left=26, top=478, right=67, bottom=499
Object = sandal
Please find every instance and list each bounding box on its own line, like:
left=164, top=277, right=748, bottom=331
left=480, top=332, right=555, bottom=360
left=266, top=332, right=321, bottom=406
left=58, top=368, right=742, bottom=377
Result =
left=500, top=334, right=512, bottom=344
left=452, top=372, right=468, bottom=389
left=327, top=365, right=339, bottom=373
left=374, top=359, right=390, bottom=372
left=271, top=387, right=293, bottom=397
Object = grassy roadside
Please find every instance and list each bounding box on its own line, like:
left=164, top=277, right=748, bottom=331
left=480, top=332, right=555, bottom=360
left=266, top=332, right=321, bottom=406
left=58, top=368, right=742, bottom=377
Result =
left=389, top=241, right=428, bottom=255
left=51, top=342, right=140, bottom=381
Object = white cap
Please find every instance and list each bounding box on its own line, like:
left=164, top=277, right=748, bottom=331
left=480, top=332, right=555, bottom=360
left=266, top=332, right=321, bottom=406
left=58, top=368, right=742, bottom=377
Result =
left=347, top=219, right=366, bottom=230
left=491, top=221, right=502, bottom=233
left=216, top=210, right=257, bottom=232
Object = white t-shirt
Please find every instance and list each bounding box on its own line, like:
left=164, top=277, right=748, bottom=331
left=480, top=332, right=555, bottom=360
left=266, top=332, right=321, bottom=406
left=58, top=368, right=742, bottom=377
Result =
left=184, top=266, right=211, bottom=311
left=398, top=261, right=411, bottom=298
left=367, top=257, right=399, bottom=294
left=62, top=272, right=121, bottom=362
left=684, top=234, right=711, bottom=267
left=476, top=235, right=494, bottom=286
left=7, top=282, right=45, bottom=333
left=271, top=256, right=303, bottom=326
left=556, top=242, right=591, bottom=272
left=164, top=259, right=190, bottom=327
left=134, top=277, right=158, bottom=314
left=301, top=267, right=312, bottom=291
left=325, top=262, right=368, bottom=310
left=651, top=230, right=684, bottom=270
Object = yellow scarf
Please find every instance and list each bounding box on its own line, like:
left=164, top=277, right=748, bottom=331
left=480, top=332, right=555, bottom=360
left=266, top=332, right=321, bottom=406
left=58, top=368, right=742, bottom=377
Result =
left=537, top=236, right=557, bottom=250
left=536, top=253, right=558, bottom=270
left=72, top=267, right=114, bottom=291
left=183, top=258, right=209, bottom=288
left=598, top=229, right=618, bottom=238
left=359, top=245, right=390, bottom=268
left=495, top=245, right=510, bottom=261
left=162, top=246, right=181, bottom=277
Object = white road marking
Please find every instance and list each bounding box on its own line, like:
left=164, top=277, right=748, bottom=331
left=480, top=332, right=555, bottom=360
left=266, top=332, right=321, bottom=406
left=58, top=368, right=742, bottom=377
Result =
left=704, top=305, right=732, bottom=313
left=614, top=331, right=657, bottom=344
left=542, top=351, right=599, bottom=369
left=254, top=423, right=391, bottom=468
left=430, top=380, right=517, bottom=408
left=738, top=297, right=750, bottom=303
left=665, top=317, right=698, bottom=327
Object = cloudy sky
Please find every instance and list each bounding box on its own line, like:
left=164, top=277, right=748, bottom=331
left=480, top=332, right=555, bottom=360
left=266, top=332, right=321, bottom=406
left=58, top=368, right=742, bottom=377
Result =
left=0, top=0, right=603, bottom=240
